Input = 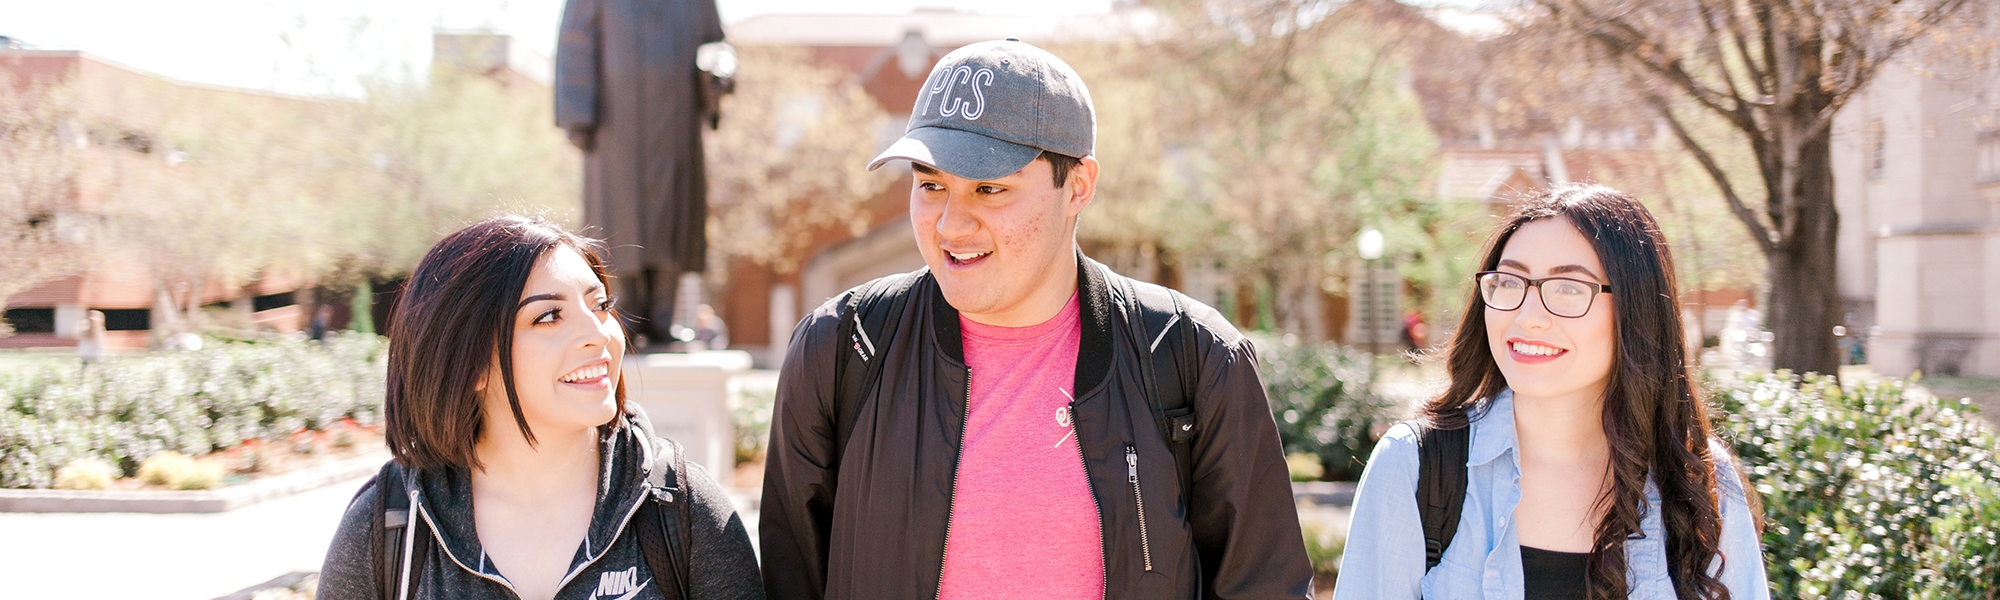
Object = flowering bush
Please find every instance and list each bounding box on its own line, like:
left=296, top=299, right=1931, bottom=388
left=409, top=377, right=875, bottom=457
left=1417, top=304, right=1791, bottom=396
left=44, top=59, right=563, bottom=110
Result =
left=0, top=336, right=386, bottom=489
left=1709, top=371, right=2000, bottom=598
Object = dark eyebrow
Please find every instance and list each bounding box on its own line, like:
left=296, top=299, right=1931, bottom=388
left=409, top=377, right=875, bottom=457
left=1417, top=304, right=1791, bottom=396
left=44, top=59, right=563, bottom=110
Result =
left=1548, top=264, right=1604, bottom=282
left=1496, top=259, right=1604, bottom=282
left=516, top=285, right=603, bottom=311
left=518, top=293, right=565, bottom=310
left=911, top=162, right=1019, bottom=183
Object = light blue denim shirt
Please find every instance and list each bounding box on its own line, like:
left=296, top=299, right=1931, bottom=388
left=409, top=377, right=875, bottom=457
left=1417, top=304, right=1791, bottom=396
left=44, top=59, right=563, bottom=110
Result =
left=1332, top=390, right=1770, bottom=600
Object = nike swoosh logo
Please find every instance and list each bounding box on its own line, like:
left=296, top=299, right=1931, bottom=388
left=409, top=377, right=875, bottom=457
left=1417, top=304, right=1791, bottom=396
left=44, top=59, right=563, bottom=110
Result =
left=610, top=578, right=652, bottom=600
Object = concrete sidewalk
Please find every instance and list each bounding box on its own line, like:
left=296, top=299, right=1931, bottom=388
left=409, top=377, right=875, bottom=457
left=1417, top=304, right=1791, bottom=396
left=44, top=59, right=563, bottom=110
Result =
left=0, top=476, right=370, bottom=600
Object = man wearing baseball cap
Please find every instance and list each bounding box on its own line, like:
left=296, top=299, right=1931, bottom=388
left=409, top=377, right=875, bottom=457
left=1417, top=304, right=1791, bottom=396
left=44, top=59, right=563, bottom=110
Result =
left=760, top=39, right=1312, bottom=599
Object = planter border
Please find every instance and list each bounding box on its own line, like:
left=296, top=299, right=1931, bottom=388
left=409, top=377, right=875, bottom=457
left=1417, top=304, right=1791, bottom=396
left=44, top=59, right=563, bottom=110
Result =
left=1292, top=481, right=1356, bottom=507
left=0, top=452, right=387, bottom=514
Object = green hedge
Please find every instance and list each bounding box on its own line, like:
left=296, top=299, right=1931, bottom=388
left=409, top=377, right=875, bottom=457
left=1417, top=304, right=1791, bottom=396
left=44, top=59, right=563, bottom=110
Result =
left=1250, top=334, right=1393, bottom=481
left=1710, top=372, right=2000, bottom=598
left=0, top=336, right=386, bottom=489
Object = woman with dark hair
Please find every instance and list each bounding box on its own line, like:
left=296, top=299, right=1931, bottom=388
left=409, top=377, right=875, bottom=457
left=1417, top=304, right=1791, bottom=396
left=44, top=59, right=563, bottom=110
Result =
left=317, top=216, right=762, bottom=600
left=1334, top=185, right=1768, bottom=599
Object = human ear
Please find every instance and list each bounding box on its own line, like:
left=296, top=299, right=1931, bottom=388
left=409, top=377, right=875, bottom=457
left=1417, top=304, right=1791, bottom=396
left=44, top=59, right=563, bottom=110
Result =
left=1067, top=155, right=1100, bottom=217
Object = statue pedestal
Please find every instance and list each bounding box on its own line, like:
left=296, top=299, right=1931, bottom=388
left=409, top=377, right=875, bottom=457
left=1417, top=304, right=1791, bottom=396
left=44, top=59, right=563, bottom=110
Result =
left=622, top=350, right=750, bottom=475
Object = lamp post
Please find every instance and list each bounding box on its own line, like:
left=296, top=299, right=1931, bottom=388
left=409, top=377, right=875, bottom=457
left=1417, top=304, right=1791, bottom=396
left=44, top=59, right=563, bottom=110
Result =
left=1357, top=228, right=1384, bottom=354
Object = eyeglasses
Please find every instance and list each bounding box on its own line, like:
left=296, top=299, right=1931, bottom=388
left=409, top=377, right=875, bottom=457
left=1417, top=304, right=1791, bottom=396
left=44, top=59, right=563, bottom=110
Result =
left=1475, top=271, right=1612, bottom=318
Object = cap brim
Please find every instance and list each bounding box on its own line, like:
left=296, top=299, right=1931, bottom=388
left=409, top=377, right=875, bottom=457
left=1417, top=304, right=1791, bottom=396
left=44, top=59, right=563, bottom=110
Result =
left=867, top=126, right=1042, bottom=181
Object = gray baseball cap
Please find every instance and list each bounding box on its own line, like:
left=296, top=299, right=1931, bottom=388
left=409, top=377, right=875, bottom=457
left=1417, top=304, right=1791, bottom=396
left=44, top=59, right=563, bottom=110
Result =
left=867, top=39, right=1095, bottom=181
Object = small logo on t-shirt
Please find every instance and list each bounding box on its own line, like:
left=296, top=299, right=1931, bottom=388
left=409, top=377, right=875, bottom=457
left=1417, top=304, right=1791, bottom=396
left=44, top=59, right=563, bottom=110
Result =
left=588, top=566, right=651, bottom=600
left=1054, top=388, right=1076, bottom=449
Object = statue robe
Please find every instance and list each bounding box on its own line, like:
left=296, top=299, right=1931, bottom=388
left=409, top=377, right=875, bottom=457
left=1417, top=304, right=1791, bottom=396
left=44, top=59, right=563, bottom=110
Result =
left=555, top=0, right=724, bottom=335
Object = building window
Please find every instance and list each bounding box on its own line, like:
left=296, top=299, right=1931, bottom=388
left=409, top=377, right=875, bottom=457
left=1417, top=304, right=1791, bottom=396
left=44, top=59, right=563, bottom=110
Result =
left=1869, top=118, right=1887, bottom=180
left=3, top=308, right=57, bottom=334
left=101, top=309, right=150, bottom=331
left=252, top=291, right=296, bottom=312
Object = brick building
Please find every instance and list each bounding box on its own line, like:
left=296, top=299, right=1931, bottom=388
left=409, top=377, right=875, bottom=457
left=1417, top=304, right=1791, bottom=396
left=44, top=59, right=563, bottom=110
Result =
left=0, top=32, right=550, bottom=350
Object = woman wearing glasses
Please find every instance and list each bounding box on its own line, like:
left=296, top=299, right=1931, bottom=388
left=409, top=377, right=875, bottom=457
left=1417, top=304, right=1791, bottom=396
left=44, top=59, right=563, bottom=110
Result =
left=1334, top=185, right=1769, bottom=599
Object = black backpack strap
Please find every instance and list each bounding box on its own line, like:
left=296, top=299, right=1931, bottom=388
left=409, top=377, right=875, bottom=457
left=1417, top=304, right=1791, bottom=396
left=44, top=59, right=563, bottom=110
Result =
left=370, top=462, right=430, bottom=600
left=1412, top=419, right=1470, bottom=571
left=831, top=272, right=919, bottom=456
left=1127, top=278, right=1199, bottom=506
left=638, top=437, right=694, bottom=600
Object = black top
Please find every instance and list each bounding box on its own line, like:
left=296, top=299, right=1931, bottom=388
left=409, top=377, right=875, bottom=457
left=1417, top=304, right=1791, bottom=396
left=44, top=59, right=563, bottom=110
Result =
left=1521, top=545, right=1591, bottom=599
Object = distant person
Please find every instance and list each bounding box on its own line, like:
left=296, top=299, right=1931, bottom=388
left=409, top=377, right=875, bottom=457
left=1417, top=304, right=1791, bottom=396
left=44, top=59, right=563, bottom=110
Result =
left=1335, top=185, right=1769, bottom=599
left=76, top=310, right=106, bottom=364
left=316, top=216, right=761, bottom=600
left=1400, top=308, right=1427, bottom=351
left=692, top=304, right=728, bottom=350
left=760, top=40, right=1312, bottom=599
left=309, top=304, right=334, bottom=342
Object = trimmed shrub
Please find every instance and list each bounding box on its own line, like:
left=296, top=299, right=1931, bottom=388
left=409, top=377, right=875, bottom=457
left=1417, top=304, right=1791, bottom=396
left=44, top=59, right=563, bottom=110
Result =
left=0, top=336, right=386, bottom=489
left=1251, top=334, right=1391, bottom=481
left=1709, top=371, right=2000, bottom=598
left=52, top=457, right=117, bottom=490
left=732, top=375, right=777, bottom=466
left=137, top=452, right=194, bottom=486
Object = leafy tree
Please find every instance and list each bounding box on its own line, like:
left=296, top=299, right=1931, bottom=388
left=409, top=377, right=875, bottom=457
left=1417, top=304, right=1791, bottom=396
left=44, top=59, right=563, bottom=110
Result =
left=702, top=46, right=897, bottom=275
left=0, top=84, right=84, bottom=336
left=1083, top=0, right=1440, bottom=340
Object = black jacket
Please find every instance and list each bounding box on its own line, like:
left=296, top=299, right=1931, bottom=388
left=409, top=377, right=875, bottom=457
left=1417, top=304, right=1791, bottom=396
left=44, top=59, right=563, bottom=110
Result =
left=316, top=412, right=763, bottom=600
left=759, top=257, right=1313, bottom=600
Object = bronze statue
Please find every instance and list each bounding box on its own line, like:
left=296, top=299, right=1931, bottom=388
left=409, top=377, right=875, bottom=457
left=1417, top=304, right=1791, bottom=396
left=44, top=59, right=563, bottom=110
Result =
left=555, top=0, right=727, bottom=345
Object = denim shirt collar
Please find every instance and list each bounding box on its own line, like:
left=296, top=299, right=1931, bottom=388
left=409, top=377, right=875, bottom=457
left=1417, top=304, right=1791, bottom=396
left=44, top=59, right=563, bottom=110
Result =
left=1466, top=388, right=1517, bottom=467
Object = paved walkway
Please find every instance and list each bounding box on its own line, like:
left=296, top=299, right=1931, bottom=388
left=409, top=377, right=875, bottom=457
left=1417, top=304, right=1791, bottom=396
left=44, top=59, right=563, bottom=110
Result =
left=0, top=480, right=764, bottom=600
left=0, top=476, right=371, bottom=600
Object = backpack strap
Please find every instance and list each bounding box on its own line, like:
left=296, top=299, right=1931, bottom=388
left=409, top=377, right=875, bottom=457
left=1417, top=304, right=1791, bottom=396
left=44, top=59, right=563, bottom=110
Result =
left=638, top=437, right=694, bottom=600
left=1127, top=277, right=1199, bottom=507
left=831, top=272, right=919, bottom=457
left=369, top=462, right=431, bottom=600
left=1412, top=419, right=1470, bottom=571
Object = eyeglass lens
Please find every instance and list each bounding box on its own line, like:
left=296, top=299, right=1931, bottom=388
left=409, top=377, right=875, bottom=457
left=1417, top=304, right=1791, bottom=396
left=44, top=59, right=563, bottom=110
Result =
left=1478, top=272, right=1597, bottom=317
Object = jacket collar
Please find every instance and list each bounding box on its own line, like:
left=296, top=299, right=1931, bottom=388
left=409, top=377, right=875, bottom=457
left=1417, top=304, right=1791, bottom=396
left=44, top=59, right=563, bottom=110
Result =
left=407, top=412, right=655, bottom=583
left=1466, top=388, right=1517, bottom=467
left=926, top=250, right=1117, bottom=398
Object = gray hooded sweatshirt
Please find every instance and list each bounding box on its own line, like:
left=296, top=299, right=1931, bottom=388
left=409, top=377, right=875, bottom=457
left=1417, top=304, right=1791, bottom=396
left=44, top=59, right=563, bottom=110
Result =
left=315, top=412, right=763, bottom=600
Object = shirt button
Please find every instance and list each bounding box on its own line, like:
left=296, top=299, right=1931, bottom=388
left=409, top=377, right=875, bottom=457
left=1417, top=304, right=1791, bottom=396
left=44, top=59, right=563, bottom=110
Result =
left=1498, top=517, right=1508, bottom=527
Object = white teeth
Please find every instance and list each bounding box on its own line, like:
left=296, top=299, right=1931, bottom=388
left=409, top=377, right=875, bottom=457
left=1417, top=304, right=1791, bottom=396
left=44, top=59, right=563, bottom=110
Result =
left=1512, top=342, right=1562, bottom=357
left=948, top=251, right=989, bottom=262
left=561, top=364, right=608, bottom=383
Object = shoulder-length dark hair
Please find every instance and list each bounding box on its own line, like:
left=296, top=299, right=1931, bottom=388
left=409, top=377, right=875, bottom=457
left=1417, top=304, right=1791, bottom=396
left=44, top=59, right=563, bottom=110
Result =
left=383, top=215, right=625, bottom=472
left=1422, top=184, right=1729, bottom=600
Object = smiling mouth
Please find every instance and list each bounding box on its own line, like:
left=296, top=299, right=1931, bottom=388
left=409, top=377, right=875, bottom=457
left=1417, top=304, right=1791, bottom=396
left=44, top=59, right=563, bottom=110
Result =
left=945, top=250, right=992, bottom=266
left=559, top=362, right=610, bottom=384
left=1510, top=341, right=1566, bottom=358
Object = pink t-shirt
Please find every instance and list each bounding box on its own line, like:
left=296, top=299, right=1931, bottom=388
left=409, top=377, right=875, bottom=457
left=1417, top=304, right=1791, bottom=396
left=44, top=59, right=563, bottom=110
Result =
left=937, top=294, right=1104, bottom=599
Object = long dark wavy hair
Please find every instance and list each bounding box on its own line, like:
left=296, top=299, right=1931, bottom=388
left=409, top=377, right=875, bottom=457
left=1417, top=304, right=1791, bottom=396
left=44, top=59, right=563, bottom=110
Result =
left=1421, top=184, right=1729, bottom=600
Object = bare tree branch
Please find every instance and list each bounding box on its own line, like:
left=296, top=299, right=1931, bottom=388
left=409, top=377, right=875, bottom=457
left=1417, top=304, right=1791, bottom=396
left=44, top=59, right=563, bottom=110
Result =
left=1642, top=85, right=1777, bottom=254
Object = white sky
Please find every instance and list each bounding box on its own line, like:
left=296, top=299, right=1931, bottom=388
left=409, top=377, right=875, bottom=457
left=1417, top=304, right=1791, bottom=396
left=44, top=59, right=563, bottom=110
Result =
left=0, top=0, right=1119, bottom=96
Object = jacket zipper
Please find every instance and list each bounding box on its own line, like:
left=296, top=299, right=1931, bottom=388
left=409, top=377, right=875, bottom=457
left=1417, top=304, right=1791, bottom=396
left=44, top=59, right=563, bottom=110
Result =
left=1127, top=444, right=1154, bottom=571
left=935, top=366, right=973, bottom=600
left=406, top=444, right=657, bottom=598
left=1072, top=402, right=1108, bottom=598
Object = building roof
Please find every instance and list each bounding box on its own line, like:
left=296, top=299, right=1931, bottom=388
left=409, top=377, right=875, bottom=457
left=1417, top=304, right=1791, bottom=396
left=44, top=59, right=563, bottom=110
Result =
left=1435, top=150, right=1546, bottom=201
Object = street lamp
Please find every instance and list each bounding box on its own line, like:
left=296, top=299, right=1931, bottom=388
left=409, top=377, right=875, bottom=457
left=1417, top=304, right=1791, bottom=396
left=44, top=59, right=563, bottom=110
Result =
left=1358, top=229, right=1383, bottom=353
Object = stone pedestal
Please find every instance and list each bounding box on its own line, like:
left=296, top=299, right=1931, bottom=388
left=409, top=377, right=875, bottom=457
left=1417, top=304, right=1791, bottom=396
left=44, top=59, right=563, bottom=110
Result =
left=622, top=350, right=750, bottom=475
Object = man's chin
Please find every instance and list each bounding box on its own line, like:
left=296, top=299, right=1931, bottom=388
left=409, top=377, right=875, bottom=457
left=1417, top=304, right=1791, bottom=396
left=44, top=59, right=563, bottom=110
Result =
left=933, top=279, right=997, bottom=315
